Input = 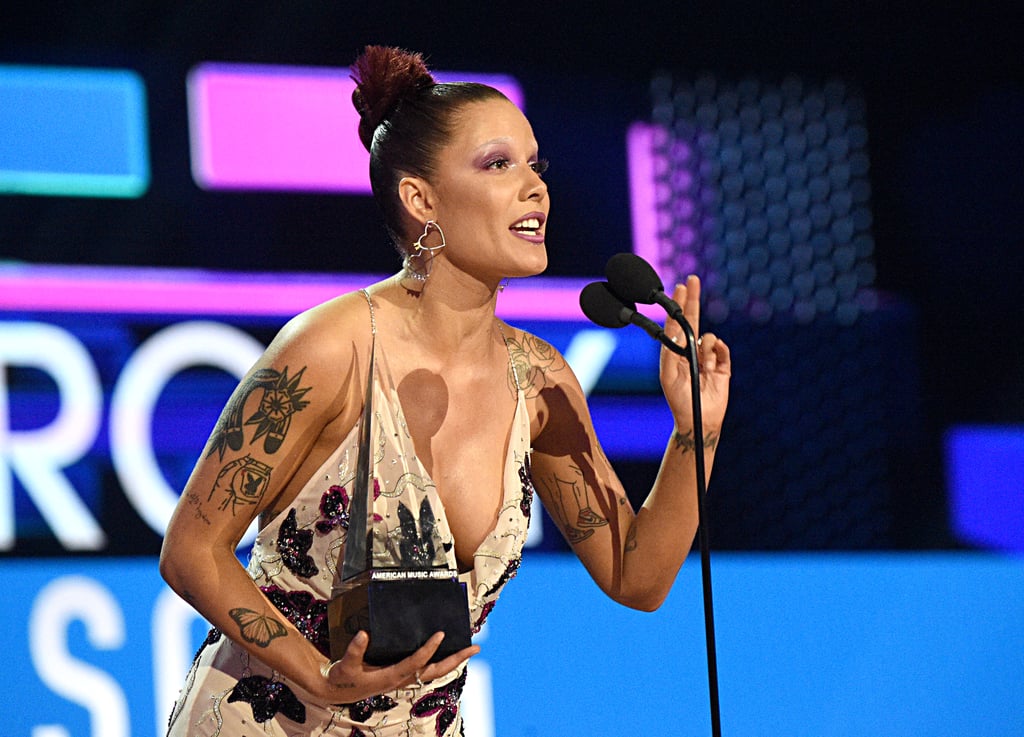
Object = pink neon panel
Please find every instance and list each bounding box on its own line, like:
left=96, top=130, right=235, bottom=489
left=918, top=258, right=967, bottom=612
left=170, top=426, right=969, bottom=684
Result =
left=188, top=63, right=524, bottom=193
left=0, top=264, right=593, bottom=322
left=627, top=123, right=661, bottom=271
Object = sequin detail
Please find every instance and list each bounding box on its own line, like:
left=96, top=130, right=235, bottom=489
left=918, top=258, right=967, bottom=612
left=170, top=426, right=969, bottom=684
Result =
left=260, top=584, right=329, bottom=656
left=344, top=693, right=399, bottom=723
left=472, top=601, right=495, bottom=634
left=318, top=481, right=383, bottom=536
left=227, top=675, right=306, bottom=724
left=278, top=508, right=318, bottom=578
left=317, top=485, right=351, bottom=534
left=194, top=627, right=222, bottom=666
left=411, top=669, right=466, bottom=737
left=397, top=497, right=438, bottom=567
left=518, top=457, right=535, bottom=517
left=483, top=557, right=521, bottom=599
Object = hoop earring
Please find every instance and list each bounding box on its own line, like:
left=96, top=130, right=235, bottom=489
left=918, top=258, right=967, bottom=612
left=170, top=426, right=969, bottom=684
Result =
left=402, top=220, right=447, bottom=286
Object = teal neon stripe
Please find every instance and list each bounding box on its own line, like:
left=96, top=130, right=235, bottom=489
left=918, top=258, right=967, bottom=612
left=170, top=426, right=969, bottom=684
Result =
left=0, top=65, right=150, bottom=198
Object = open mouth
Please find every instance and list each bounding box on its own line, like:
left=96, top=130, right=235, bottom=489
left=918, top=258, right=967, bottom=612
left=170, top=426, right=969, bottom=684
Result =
left=510, top=214, right=545, bottom=238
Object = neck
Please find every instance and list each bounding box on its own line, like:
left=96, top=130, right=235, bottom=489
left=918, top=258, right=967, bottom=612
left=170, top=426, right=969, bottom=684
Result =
left=393, top=265, right=503, bottom=357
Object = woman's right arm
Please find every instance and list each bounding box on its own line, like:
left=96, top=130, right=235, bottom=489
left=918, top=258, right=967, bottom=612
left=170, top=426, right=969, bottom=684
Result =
left=159, top=295, right=474, bottom=702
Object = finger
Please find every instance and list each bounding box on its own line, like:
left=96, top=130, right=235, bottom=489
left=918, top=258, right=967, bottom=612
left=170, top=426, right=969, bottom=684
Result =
left=343, top=630, right=370, bottom=663
left=663, top=282, right=687, bottom=345
left=393, top=632, right=445, bottom=684
left=712, top=336, right=731, bottom=375
left=697, top=332, right=717, bottom=370
left=682, top=274, right=701, bottom=339
left=419, top=644, right=480, bottom=683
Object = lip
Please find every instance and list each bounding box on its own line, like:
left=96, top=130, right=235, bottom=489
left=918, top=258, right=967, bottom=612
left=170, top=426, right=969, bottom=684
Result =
left=509, top=211, right=547, bottom=244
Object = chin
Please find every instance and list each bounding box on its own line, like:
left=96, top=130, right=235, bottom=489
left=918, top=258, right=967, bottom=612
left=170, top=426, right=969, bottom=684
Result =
left=517, top=254, right=548, bottom=278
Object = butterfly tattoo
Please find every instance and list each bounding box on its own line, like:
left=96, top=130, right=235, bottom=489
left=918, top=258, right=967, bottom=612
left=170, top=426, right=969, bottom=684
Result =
left=229, top=607, right=288, bottom=648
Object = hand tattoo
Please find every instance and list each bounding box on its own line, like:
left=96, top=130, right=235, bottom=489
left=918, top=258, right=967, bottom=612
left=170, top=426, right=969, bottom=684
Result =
left=672, top=429, right=720, bottom=455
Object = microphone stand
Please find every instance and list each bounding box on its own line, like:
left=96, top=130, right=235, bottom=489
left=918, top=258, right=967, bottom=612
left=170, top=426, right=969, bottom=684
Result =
left=580, top=274, right=722, bottom=735
left=667, top=316, right=722, bottom=737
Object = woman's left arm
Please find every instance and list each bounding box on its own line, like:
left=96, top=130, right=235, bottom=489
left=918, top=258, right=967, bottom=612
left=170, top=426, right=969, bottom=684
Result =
left=526, top=275, right=730, bottom=611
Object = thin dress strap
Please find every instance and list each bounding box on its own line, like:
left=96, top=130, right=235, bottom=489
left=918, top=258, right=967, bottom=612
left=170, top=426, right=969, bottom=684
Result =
left=360, top=288, right=376, bottom=336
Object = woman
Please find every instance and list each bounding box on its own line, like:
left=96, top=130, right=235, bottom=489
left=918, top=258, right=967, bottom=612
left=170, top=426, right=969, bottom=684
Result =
left=160, top=45, right=730, bottom=736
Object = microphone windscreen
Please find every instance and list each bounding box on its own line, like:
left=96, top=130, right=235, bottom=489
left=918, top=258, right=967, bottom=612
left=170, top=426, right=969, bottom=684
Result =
left=605, top=252, right=663, bottom=304
left=579, top=281, right=632, bottom=328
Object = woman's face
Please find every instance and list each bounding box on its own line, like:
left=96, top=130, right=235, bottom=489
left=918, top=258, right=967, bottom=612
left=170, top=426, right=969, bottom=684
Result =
left=424, top=97, right=550, bottom=283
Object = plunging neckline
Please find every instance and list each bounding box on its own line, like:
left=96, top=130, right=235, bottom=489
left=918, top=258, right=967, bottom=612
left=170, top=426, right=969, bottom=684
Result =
left=371, top=335, right=528, bottom=576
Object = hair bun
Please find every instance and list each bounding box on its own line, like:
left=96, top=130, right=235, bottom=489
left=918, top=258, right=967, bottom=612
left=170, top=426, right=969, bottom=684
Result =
left=351, top=45, right=436, bottom=152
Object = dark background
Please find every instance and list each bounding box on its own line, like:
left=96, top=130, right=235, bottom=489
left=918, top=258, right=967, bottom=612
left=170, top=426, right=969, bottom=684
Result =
left=2, top=1, right=1022, bottom=549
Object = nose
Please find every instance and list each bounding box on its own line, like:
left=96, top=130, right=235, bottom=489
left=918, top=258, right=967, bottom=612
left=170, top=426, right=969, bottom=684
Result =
left=523, top=167, right=547, bottom=201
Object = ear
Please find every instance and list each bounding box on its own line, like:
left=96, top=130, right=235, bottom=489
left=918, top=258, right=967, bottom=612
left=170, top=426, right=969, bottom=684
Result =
left=397, top=175, right=437, bottom=227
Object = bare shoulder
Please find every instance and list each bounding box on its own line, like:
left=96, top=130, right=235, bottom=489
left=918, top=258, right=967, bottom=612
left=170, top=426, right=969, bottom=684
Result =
left=268, top=289, right=373, bottom=365
left=500, top=323, right=572, bottom=399
left=500, top=323, right=596, bottom=447
left=240, top=289, right=376, bottom=427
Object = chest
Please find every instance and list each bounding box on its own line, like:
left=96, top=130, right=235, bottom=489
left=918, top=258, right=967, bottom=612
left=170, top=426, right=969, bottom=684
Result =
left=391, top=362, right=519, bottom=570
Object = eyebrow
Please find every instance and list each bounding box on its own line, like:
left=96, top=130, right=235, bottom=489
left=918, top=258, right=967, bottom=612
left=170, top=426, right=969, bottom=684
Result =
left=474, top=137, right=540, bottom=156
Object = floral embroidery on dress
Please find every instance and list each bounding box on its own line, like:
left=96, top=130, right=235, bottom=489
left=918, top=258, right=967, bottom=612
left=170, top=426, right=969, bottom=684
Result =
left=260, top=584, right=329, bottom=656
left=396, top=497, right=439, bottom=567
left=411, top=669, right=466, bottom=737
left=278, top=508, right=318, bottom=578
left=318, top=480, right=384, bottom=535
left=227, top=674, right=306, bottom=724
left=317, top=485, right=351, bottom=534
left=344, top=693, right=399, bottom=722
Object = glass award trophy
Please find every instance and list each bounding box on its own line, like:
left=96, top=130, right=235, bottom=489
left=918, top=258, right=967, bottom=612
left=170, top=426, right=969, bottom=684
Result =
left=327, top=343, right=472, bottom=665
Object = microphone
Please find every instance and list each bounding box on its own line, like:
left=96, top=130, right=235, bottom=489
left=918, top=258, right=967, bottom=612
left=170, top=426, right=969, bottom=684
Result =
left=605, top=252, right=685, bottom=324
left=579, top=281, right=685, bottom=356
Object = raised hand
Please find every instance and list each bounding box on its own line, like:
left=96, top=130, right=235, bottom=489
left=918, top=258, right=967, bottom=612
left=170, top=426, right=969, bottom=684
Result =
left=659, top=275, right=731, bottom=437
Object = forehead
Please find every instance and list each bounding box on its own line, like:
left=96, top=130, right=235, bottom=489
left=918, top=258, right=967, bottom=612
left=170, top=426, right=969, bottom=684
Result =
left=446, top=97, right=538, bottom=153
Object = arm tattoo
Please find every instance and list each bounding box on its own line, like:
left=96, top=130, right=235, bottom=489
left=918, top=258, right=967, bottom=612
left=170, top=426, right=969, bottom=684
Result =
left=506, top=333, right=567, bottom=399
left=207, top=366, right=312, bottom=460
left=624, top=525, right=638, bottom=552
left=672, top=429, right=720, bottom=455
left=184, top=491, right=213, bottom=526
left=208, top=455, right=273, bottom=516
left=538, top=465, right=608, bottom=545
left=229, top=607, right=288, bottom=647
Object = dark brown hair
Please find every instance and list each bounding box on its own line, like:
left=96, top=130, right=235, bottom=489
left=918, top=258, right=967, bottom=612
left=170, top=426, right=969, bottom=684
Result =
left=351, top=45, right=508, bottom=252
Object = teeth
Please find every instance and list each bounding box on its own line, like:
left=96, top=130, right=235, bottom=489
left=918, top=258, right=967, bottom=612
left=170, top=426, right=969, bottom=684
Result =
left=512, top=217, right=541, bottom=231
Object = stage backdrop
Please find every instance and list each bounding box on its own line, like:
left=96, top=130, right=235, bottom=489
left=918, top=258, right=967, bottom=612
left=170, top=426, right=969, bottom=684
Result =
left=7, top=553, right=1024, bottom=737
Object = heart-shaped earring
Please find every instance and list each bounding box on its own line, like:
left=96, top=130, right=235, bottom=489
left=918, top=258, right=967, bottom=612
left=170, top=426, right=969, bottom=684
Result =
left=413, top=220, right=446, bottom=254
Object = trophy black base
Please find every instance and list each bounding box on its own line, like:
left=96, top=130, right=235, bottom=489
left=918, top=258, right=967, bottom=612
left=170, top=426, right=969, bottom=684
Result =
left=328, top=572, right=473, bottom=666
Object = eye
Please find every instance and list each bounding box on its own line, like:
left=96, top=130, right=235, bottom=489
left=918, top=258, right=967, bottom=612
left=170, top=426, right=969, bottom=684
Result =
left=530, top=158, right=550, bottom=176
left=485, top=157, right=511, bottom=170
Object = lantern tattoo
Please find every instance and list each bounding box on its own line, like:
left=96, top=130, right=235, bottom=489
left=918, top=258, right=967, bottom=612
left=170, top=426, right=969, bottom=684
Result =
left=207, top=365, right=312, bottom=460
